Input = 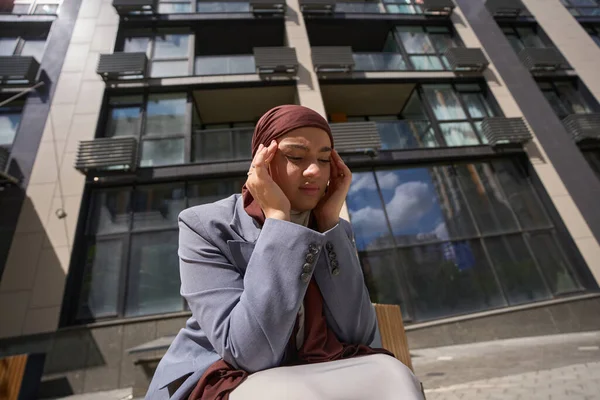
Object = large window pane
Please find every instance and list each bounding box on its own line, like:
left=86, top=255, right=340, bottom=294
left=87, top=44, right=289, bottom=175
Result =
left=153, top=34, right=189, bottom=58
left=145, top=93, right=187, bottom=136
left=376, top=167, right=478, bottom=246
left=347, top=172, right=395, bottom=251
left=132, top=184, right=185, bottom=229
left=21, top=39, right=46, bottom=61
left=88, top=189, right=131, bottom=235
left=352, top=53, right=407, bottom=71
left=158, top=2, right=193, bottom=12
left=400, top=240, right=505, bottom=320
left=196, top=2, right=251, bottom=12
left=439, top=122, right=481, bottom=146
left=151, top=60, right=189, bottom=77
left=423, top=85, right=468, bottom=120
left=77, top=239, right=123, bottom=320
left=0, top=113, right=21, bottom=146
left=188, top=178, right=245, bottom=207
left=492, top=160, right=551, bottom=229
left=485, top=235, right=551, bottom=305
left=234, top=128, right=253, bottom=159
left=0, top=38, right=18, bottom=55
left=554, top=82, right=591, bottom=115
left=460, top=92, right=494, bottom=119
left=195, top=55, right=255, bottom=75
left=456, top=164, right=519, bottom=234
left=141, top=138, right=185, bottom=167
left=193, top=129, right=232, bottom=161
left=397, top=26, right=435, bottom=54
left=409, top=55, right=444, bottom=70
left=124, top=37, right=150, bottom=53
left=126, top=231, right=182, bottom=317
left=528, top=232, right=580, bottom=295
left=106, top=97, right=143, bottom=137
left=360, top=250, right=409, bottom=318
left=377, top=121, right=437, bottom=150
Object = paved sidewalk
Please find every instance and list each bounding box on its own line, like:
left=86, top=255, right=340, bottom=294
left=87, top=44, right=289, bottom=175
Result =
left=413, top=331, right=600, bottom=400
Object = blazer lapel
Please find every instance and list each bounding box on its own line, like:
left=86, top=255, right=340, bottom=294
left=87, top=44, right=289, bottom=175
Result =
left=229, top=194, right=261, bottom=244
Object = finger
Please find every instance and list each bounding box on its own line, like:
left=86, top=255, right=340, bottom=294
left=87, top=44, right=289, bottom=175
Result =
left=252, top=144, right=269, bottom=169
left=333, top=150, right=351, bottom=176
left=264, top=140, right=278, bottom=163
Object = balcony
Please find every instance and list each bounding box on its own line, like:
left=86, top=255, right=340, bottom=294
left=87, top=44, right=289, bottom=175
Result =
left=518, top=48, right=567, bottom=72
left=113, top=0, right=157, bottom=14
left=330, top=122, right=382, bottom=154
left=253, top=47, right=299, bottom=75
left=481, top=117, right=532, bottom=147
left=562, top=113, right=600, bottom=143
left=421, top=0, right=455, bottom=16
left=195, top=55, right=255, bottom=76
left=75, top=137, right=139, bottom=174
left=444, top=48, right=489, bottom=72
left=353, top=53, right=407, bottom=71
left=312, top=47, right=355, bottom=73
left=97, top=52, right=148, bottom=81
left=299, top=0, right=335, bottom=13
left=249, top=0, right=285, bottom=15
left=0, top=56, right=40, bottom=85
left=485, top=0, right=527, bottom=17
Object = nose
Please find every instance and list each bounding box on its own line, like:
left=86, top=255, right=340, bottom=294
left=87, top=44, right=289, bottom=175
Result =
left=303, top=162, right=322, bottom=179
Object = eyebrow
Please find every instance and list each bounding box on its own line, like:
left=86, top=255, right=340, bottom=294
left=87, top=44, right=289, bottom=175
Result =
left=281, top=144, right=332, bottom=153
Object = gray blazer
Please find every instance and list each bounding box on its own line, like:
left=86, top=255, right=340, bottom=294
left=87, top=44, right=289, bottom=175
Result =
left=145, top=194, right=381, bottom=400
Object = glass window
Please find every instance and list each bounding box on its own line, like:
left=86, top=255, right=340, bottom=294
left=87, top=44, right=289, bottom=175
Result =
left=151, top=60, right=189, bottom=77
left=396, top=26, right=456, bottom=71
left=347, top=172, right=396, bottom=251
left=158, top=1, right=193, bottom=13
left=0, top=111, right=22, bottom=146
left=539, top=81, right=593, bottom=119
left=360, top=250, right=409, bottom=317
left=335, top=2, right=383, bottom=13
left=352, top=53, right=407, bottom=71
left=132, top=184, right=185, bottom=230
left=455, top=164, right=518, bottom=234
left=145, top=93, right=187, bottom=136
left=87, top=189, right=131, bottom=235
left=140, top=138, right=185, bottom=167
left=423, top=85, right=467, bottom=120
left=154, top=34, right=189, bottom=58
left=561, top=0, right=600, bottom=15
left=345, top=160, right=582, bottom=322
left=195, top=55, right=256, bottom=76
left=126, top=231, right=182, bottom=317
left=0, top=38, right=18, bottom=55
left=106, top=96, right=143, bottom=138
left=439, top=122, right=480, bottom=146
left=20, top=39, right=46, bottom=61
left=400, top=240, right=505, bottom=320
left=124, top=37, right=150, bottom=53
left=583, top=151, right=600, bottom=179
left=485, top=235, right=551, bottom=305
left=527, top=232, right=579, bottom=295
left=377, top=120, right=436, bottom=150
left=376, top=167, right=478, bottom=246
left=188, top=178, right=245, bottom=207
left=77, top=239, right=123, bottom=320
left=385, top=0, right=425, bottom=15
left=33, top=3, right=58, bottom=14
left=196, top=1, right=251, bottom=12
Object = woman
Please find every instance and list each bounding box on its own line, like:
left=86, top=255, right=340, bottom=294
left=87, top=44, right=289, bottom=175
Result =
left=145, top=105, right=423, bottom=400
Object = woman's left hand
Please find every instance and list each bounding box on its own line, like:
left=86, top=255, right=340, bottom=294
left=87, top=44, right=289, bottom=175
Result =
left=313, top=149, right=352, bottom=232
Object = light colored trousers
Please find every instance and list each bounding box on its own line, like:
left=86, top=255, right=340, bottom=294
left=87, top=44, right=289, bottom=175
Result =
left=229, top=354, right=424, bottom=400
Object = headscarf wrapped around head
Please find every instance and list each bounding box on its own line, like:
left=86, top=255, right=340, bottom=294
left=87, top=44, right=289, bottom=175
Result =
left=242, top=105, right=333, bottom=226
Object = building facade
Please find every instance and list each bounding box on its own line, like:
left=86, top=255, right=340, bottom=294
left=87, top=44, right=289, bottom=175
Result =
left=0, top=0, right=600, bottom=397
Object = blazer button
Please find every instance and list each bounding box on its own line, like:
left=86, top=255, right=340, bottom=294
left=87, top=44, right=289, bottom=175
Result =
left=328, top=251, right=337, bottom=260
left=303, top=263, right=312, bottom=274
left=301, top=272, right=311, bottom=283
left=305, top=253, right=315, bottom=263
left=330, top=259, right=339, bottom=268
left=326, top=242, right=333, bottom=251
left=331, top=267, right=340, bottom=276
left=309, top=243, right=319, bottom=255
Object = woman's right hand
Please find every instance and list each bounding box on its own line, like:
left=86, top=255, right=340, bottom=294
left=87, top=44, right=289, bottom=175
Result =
left=245, top=140, right=291, bottom=221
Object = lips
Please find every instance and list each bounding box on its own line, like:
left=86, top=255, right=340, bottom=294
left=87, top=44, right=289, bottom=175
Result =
left=299, top=185, right=320, bottom=195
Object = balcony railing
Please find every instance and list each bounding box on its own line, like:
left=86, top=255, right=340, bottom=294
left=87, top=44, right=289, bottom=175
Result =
left=75, top=137, right=139, bottom=173
left=330, top=122, right=382, bottom=153
left=518, top=48, right=567, bottom=72
left=97, top=52, right=148, bottom=81
left=113, top=0, right=157, bottom=14
left=481, top=117, right=532, bottom=147
left=195, top=55, right=255, bottom=76
left=312, top=47, right=355, bottom=73
left=192, top=127, right=254, bottom=162
left=562, top=113, right=600, bottom=143
left=0, top=56, right=40, bottom=85
left=353, top=53, right=407, bottom=71
left=253, top=47, right=299, bottom=75
left=485, top=0, right=527, bottom=17
left=335, top=2, right=384, bottom=13
left=444, top=48, right=489, bottom=72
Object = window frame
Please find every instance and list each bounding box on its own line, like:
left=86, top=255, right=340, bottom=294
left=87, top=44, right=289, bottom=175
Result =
left=0, top=27, right=48, bottom=62
left=537, top=79, right=595, bottom=119
left=392, top=24, right=462, bottom=71
left=0, top=97, right=25, bottom=148
left=3, top=0, right=61, bottom=15
left=560, top=0, right=600, bottom=16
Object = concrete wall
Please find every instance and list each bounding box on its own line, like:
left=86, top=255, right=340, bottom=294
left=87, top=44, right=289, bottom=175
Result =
left=0, top=0, right=117, bottom=339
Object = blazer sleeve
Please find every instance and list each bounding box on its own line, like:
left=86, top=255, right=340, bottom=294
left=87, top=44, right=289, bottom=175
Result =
left=178, top=208, right=330, bottom=373
left=313, top=219, right=377, bottom=346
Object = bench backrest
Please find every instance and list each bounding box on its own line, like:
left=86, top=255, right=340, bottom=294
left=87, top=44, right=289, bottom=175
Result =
left=373, top=303, right=413, bottom=371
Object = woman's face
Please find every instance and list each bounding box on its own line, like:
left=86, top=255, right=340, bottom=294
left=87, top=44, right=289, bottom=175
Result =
left=269, top=127, right=332, bottom=212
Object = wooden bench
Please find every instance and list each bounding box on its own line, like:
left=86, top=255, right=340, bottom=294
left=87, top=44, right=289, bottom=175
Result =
left=129, top=303, right=419, bottom=396
left=0, top=353, right=46, bottom=400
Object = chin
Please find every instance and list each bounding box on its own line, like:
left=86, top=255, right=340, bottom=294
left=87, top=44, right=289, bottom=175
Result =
left=291, top=198, right=320, bottom=212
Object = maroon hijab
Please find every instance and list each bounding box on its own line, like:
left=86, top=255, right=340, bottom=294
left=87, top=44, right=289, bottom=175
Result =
left=241, top=105, right=333, bottom=225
